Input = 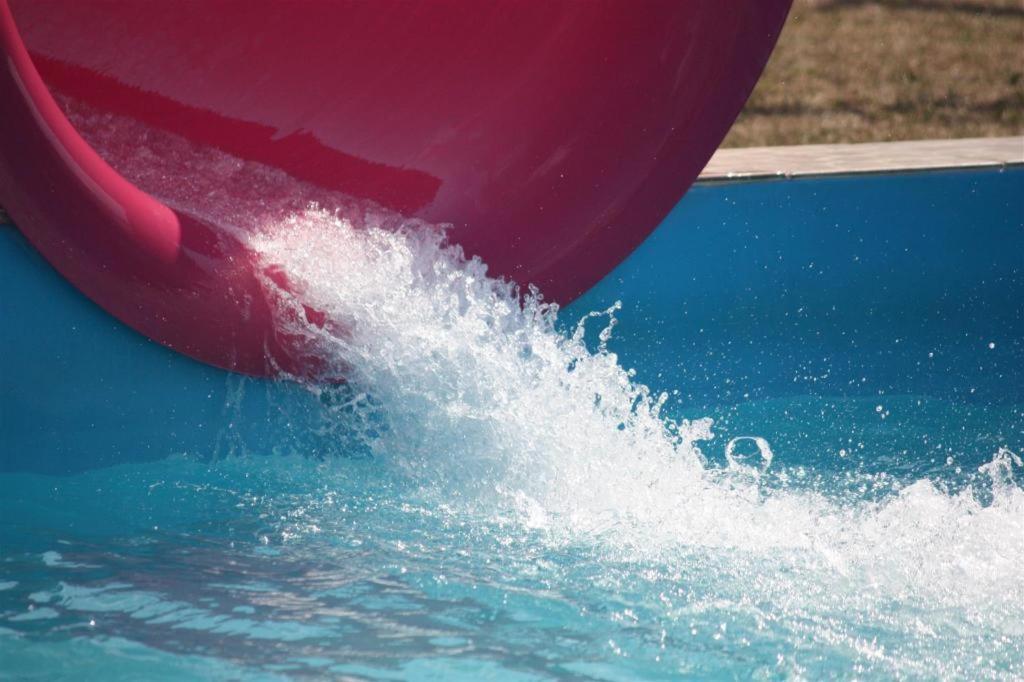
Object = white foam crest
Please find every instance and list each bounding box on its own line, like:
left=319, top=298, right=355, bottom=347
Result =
left=250, top=210, right=716, bottom=540
left=250, top=210, right=1024, bottom=617
left=64, top=97, right=1023, bottom=644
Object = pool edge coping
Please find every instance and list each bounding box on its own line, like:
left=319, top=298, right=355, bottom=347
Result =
left=697, top=136, right=1024, bottom=183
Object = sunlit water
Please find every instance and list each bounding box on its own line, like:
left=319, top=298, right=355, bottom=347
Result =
left=1, top=101, right=1022, bottom=680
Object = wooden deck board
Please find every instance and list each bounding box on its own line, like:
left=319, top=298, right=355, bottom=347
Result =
left=699, top=136, right=1023, bottom=181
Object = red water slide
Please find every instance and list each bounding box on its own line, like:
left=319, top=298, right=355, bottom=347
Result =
left=0, top=0, right=790, bottom=376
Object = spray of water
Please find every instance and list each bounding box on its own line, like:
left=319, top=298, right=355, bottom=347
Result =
left=65, top=98, right=1024, bottom=676
left=250, top=210, right=1024, bottom=572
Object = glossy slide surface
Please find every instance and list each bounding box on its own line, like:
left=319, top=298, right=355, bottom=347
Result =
left=0, top=0, right=790, bottom=375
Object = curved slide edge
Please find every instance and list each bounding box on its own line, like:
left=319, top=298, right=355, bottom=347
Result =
left=0, top=0, right=293, bottom=376
left=0, top=1, right=791, bottom=378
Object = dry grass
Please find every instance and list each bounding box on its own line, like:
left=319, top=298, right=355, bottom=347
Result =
left=724, top=0, right=1024, bottom=147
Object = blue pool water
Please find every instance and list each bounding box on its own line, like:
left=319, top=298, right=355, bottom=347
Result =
left=2, top=158, right=1022, bottom=680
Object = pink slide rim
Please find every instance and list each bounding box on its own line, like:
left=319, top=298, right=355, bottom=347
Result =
left=0, top=0, right=791, bottom=377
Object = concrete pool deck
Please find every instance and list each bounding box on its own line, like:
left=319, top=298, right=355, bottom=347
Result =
left=700, top=136, right=1024, bottom=181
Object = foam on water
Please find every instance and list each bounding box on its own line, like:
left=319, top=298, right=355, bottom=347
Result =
left=31, top=98, right=1024, bottom=677
left=250, top=209, right=1024, bottom=601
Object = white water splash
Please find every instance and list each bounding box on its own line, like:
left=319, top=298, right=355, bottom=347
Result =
left=252, top=210, right=1021, bottom=572
left=249, top=211, right=1024, bottom=676
left=65, top=97, right=1024, bottom=676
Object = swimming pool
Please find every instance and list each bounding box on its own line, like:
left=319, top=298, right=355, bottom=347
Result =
left=2, top=164, right=1022, bottom=679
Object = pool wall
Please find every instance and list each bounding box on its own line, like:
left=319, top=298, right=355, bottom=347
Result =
left=571, top=165, right=1024, bottom=408
left=2, top=143, right=1022, bottom=475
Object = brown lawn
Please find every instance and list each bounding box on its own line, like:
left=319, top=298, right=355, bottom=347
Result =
left=724, top=0, right=1024, bottom=147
